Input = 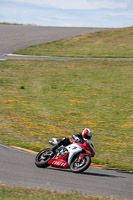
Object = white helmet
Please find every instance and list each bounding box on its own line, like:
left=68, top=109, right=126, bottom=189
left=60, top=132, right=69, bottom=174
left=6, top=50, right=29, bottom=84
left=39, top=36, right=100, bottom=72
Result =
left=82, top=128, right=92, bottom=140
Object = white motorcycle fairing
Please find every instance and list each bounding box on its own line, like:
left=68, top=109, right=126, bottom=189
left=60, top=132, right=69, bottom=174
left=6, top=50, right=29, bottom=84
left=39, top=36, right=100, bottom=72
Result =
left=65, top=143, right=83, bottom=166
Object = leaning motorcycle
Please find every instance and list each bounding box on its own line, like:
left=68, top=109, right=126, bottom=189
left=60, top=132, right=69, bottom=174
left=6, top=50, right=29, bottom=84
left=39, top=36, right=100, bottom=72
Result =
left=35, top=138, right=95, bottom=173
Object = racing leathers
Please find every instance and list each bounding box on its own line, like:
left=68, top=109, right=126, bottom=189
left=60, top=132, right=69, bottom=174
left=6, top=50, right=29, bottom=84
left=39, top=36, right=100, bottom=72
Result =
left=51, top=132, right=95, bottom=158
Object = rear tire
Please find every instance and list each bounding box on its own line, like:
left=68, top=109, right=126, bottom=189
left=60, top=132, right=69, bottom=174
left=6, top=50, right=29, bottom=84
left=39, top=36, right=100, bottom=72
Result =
left=35, top=148, right=53, bottom=168
left=70, top=154, right=91, bottom=173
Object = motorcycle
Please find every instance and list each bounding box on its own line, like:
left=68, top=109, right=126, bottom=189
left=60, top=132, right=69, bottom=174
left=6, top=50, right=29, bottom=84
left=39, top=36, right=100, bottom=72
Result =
left=35, top=138, right=95, bottom=173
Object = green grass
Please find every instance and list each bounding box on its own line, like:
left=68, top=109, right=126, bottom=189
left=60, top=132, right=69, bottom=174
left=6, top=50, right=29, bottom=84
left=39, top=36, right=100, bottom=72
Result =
left=14, top=27, right=133, bottom=58
left=0, top=186, right=118, bottom=200
left=0, top=22, right=23, bottom=25
left=0, top=59, right=133, bottom=171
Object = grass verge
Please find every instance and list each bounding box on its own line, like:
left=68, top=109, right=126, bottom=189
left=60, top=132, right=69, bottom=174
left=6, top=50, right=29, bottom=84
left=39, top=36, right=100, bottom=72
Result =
left=14, top=27, right=133, bottom=58
left=0, top=186, right=118, bottom=200
left=0, top=59, right=133, bottom=171
left=0, top=22, right=22, bottom=25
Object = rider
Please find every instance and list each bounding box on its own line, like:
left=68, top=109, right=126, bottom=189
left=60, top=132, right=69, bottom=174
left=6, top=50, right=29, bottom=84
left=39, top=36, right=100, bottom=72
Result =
left=51, top=128, right=93, bottom=153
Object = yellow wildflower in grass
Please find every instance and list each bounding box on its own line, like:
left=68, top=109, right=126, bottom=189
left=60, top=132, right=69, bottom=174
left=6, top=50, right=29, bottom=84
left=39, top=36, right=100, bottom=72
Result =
left=14, top=95, right=25, bottom=98
left=115, top=142, right=122, bottom=145
left=107, top=104, right=119, bottom=108
left=7, top=91, right=19, bottom=93
left=127, top=116, right=133, bottom=119
left=122, top=124, right=133, bottom=128
left=69, top=99, right=87, bottom=104
left=7, top=106, right=14, bottom=109
left=76, top=96, right=87, bottom=99
left=114, top=142, right=131, bottom=146
left=64, top=111, right=77, bottom=114
left=81, top=120, right=97, bottom=127
left=26, top=121, right=39, bottom=128
left=105, top=143, right=112, bottom=146
left=111, top=105, right=119, bottom=108
left=45, top=124, right=59, bottom=131
left=2, top=99, right=17, bottom=103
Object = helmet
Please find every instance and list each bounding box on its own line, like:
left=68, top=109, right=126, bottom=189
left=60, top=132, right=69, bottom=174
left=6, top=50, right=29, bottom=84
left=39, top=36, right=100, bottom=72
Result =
left=82, top=128, right=92, bottom=140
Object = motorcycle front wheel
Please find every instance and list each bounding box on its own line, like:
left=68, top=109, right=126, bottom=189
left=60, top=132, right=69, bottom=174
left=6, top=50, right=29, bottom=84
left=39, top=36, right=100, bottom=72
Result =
left=35, top=148, right=53, bottom=168
left=70, top=154, right=91, bottom=173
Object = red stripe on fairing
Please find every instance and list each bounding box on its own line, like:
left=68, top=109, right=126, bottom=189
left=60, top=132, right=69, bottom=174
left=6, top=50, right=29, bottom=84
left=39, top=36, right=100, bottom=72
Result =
left=48, top=152, right=70, bottom=168
left=72, top=141, right=95, bottom=157
left=48, top=158, right=69, bottom=168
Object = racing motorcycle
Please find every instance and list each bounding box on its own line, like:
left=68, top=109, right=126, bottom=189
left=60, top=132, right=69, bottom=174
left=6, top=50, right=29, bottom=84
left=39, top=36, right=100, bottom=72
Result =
left=35, top=138, right=95, bottom=173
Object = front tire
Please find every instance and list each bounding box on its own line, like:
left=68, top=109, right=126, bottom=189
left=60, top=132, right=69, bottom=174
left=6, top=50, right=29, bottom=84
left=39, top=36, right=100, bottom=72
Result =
left=35, top=148, right=53, bottom=168
left=70, top=154, right=91, bottom=173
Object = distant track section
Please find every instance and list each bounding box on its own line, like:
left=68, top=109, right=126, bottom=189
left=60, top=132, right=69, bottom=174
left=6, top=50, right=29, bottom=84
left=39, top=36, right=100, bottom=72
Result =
left=0, top=25, right=106, bottom=56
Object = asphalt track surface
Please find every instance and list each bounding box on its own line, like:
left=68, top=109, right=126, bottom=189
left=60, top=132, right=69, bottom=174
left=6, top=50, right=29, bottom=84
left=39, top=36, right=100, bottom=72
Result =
left=0, top=144, right=133, bottom=199
left=0, top=25, right=133, bottom=61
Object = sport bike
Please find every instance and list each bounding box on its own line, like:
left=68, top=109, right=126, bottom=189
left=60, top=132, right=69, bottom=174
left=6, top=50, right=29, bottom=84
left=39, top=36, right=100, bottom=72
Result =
left=35, top=138, right=95, bottom=173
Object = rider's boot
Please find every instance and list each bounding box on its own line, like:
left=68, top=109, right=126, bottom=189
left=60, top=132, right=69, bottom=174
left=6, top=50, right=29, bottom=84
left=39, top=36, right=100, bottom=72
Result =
left=51, top=137, right=70, bottom=153
left=50, top=138, right=64, bottom=153
left=51, top=144, right=59, bottom=153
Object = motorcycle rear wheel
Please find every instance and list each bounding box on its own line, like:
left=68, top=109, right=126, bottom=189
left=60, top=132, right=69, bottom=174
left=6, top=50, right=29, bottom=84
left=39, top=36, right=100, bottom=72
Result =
left=70, top=154, right=91, bottom=173
left=35, top=148, right=53, bottom=168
